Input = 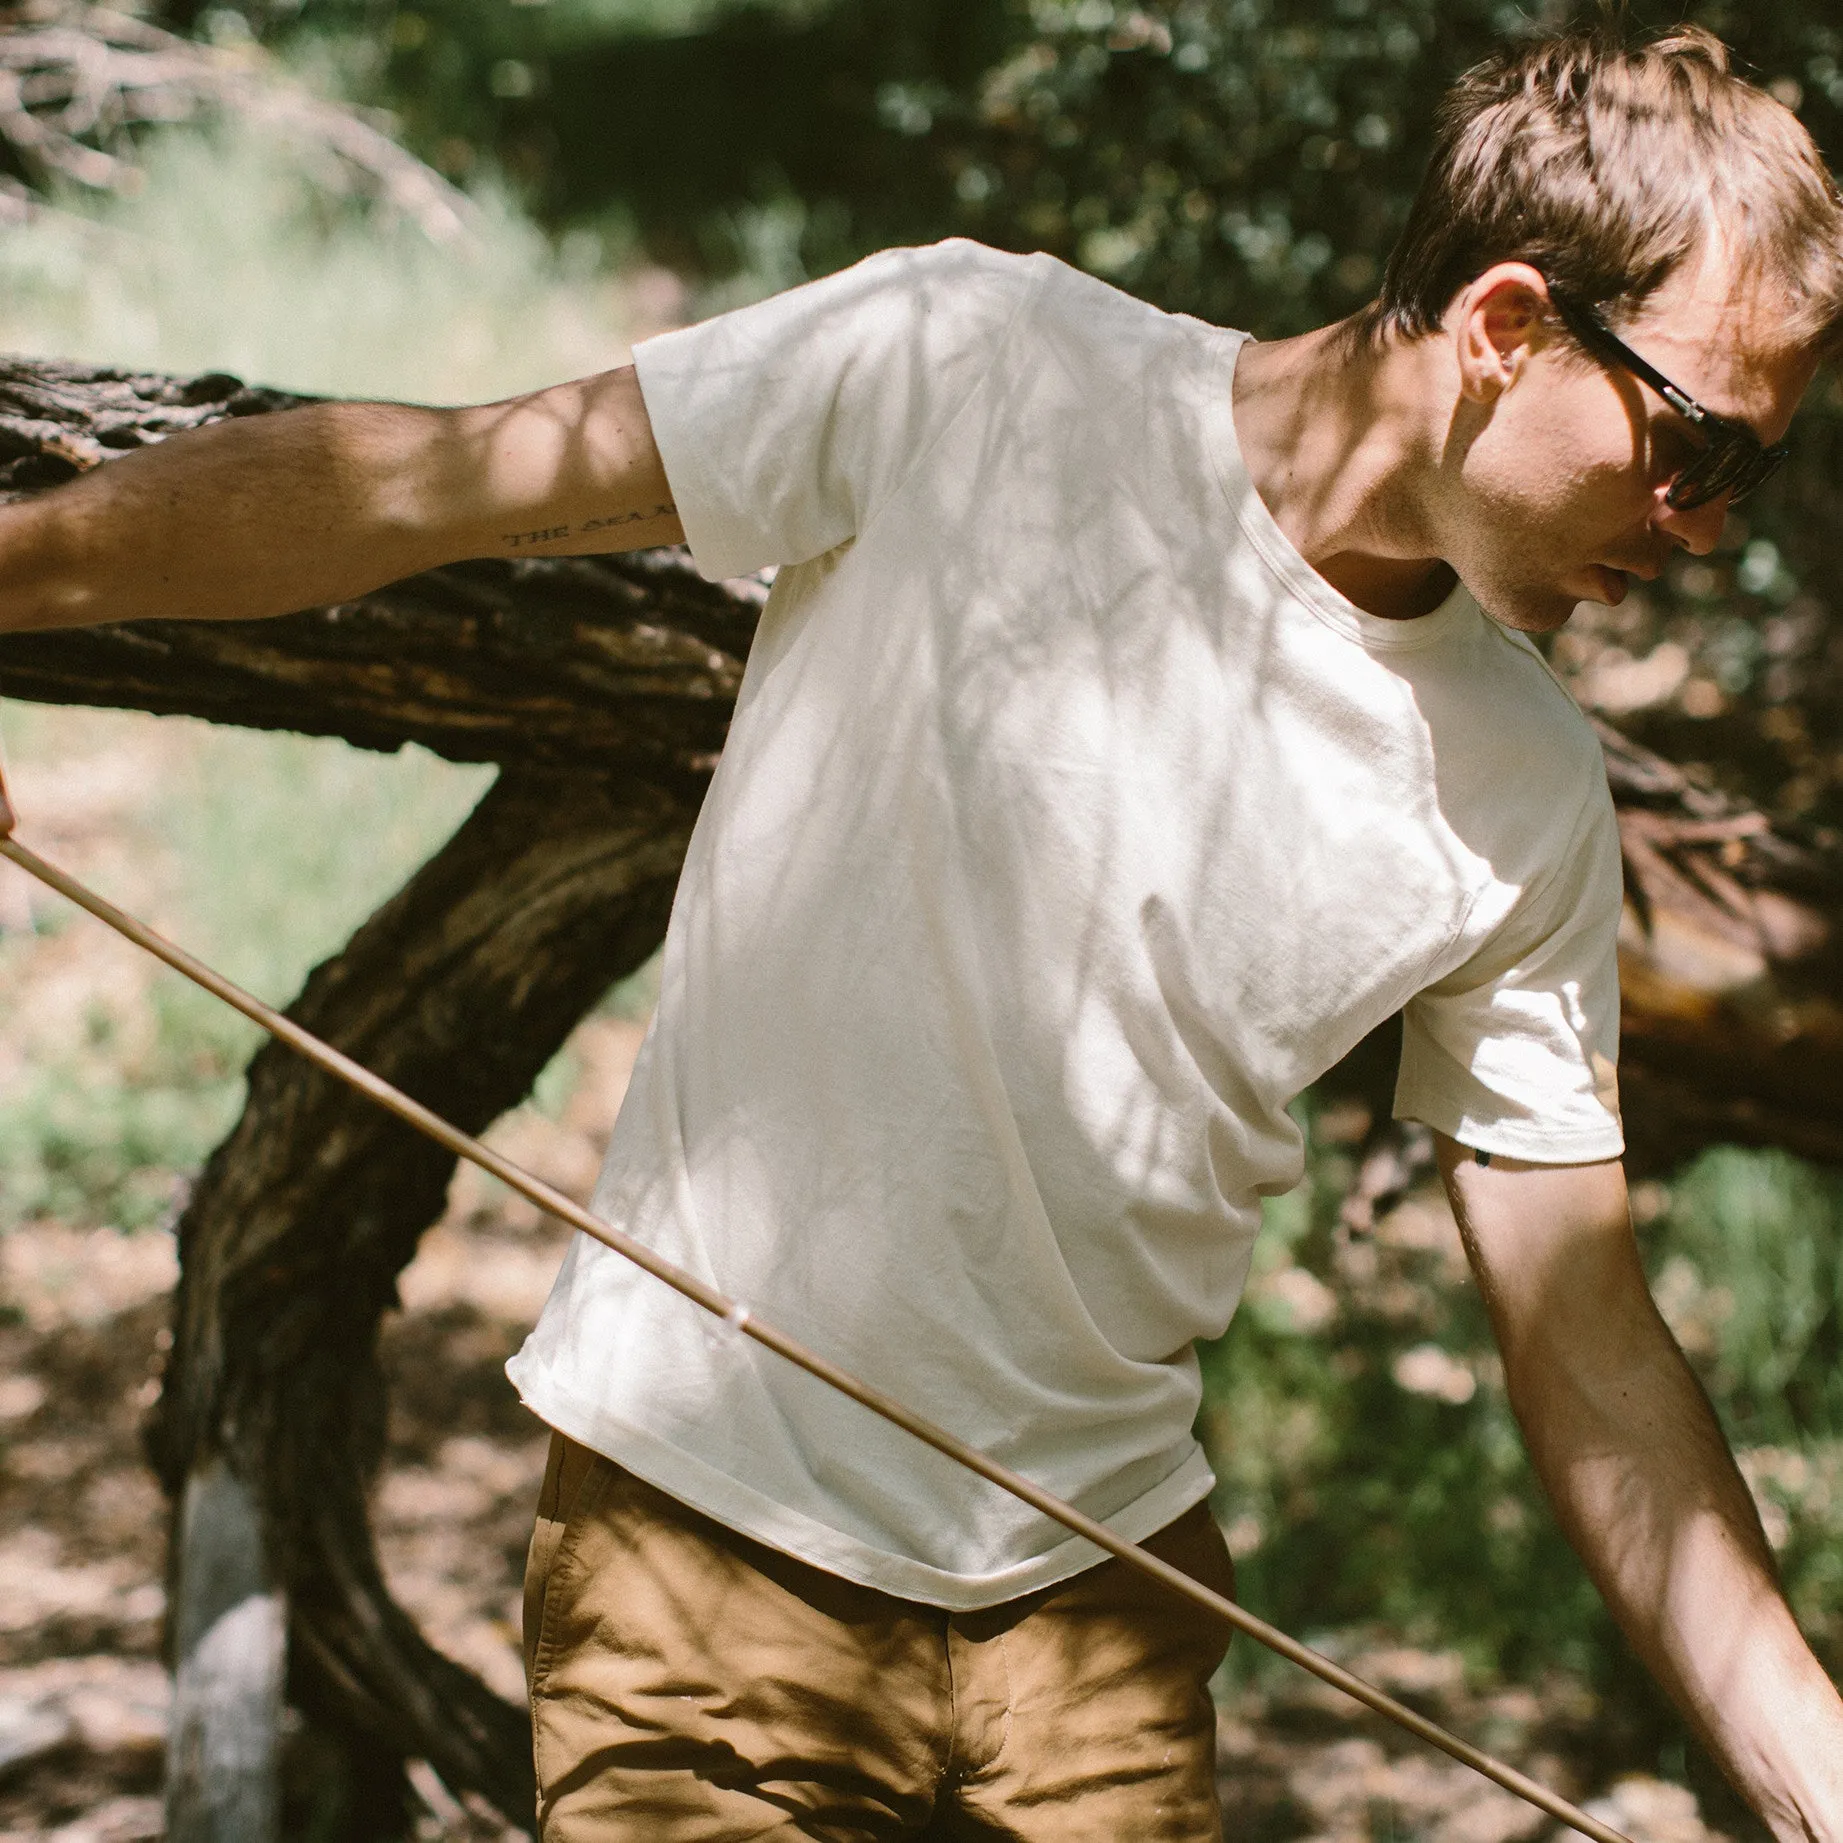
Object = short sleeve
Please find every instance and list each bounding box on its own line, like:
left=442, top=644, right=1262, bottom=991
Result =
left=1393, top=787, right=1625, bottom=1164
left=631, top=240, right=1044, bottom=582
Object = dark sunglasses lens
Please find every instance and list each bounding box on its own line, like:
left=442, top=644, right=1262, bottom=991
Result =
left=1727, top=445, right=1788, bottom=507
left=1668, top=436, right=1756, bottom=512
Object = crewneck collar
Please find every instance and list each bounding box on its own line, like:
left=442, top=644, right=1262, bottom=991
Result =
left=1203, top=329, right=1476, bottom=651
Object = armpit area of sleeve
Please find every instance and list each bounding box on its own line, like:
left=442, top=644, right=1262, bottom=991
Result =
left=632, top=328, right=765, bottom=583
left=1392, top=1016, right=1626, bottom=1165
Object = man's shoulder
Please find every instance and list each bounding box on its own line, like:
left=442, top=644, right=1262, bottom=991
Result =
left=841, top=238, right=1049, bottom=311
left=1418, top=606, right=1616, bottom=860
left=858, top=240, right=1210, bottom=346
left=749, top=239, right=1052, bottom=380
left=1475, top=620, right=1607, bottom=775
left=873, top=236, right=1041, bottom=278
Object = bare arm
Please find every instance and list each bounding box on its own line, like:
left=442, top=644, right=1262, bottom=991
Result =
left=1438, top=1135, right=1843, bottom=1840
left=0, top=365, right=685, bottom=634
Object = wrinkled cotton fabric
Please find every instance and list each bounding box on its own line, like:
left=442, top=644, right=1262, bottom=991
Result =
left=509, top=240, right=1623, bottom=1607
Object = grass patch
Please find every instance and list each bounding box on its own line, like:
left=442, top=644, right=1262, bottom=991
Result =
left=0, top=121, right=634, bottom=402
left=0, top=707, right=497, bottom=1232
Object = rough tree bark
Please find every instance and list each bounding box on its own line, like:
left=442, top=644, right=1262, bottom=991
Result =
left=5, top=359, right=1843, bottom=1834
left=145, top=766, right=702, bottom=1835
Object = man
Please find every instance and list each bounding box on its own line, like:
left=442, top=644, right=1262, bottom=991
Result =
left=4, top=19, right=1843, bottom=1841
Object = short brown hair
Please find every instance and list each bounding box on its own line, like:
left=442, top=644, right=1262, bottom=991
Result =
left=1363, top=21, right=1843, bottom=353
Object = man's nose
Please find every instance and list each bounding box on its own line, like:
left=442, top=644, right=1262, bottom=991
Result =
left=1651, top=488, right=1727, bottom=557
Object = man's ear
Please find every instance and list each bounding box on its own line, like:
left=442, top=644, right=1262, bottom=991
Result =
left=1452, top=263, right=1555, bottom=405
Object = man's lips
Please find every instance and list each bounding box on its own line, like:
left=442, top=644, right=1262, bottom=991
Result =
left=1584, top=558, right=1665, bottom=603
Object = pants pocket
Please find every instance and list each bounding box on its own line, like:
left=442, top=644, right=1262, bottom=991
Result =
left=523, top=1431, right=604, bottom=1692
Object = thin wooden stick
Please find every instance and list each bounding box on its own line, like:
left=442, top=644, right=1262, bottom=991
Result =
left=0, top=816, right=1633, bottom=1843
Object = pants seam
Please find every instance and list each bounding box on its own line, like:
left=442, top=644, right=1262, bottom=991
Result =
left=991, top=1628, right=1014, bottom=1768
left=529, top=1451, right=613, bottom=1705
left=940, top=1620, right=963, bottom=1791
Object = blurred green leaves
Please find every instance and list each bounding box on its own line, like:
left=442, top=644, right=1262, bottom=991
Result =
left=1663, top=1147, right=1843, bottom=1438
left=149, top=1, right=1843, bottom=361
left=151, top=0, right=1843, bottom=332
left=942, top=0, right=1843, bottom=339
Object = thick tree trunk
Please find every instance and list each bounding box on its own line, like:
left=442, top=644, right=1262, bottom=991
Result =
left=165, top=1458, right=286, bottom=1843
left=6, top=357, right=1843, bottom=1833
left=139, top=765, right=702, bottom=1834
left=0, top=546, right=758, bottom=778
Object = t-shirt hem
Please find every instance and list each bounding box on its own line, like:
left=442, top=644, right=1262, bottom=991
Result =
left=507, top=1357, right=1219, bottom=1611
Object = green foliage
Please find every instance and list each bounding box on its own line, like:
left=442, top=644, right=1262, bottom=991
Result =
left=1660, top=1147, right=1843, bottom=1440
left=172, top=0, right=1843, bottom=337
left=170, top=0, right=1012, bottom=276
left=0, top=1000, right=246, bottom=1232
left=0, top=120, right=634, bottom=399
left=0, top=716, right=493, bottom=1234
left=533, top=0, right=1010, bottom=273
left=939, top=0, right=1843, bottom=338
left=954, top=0, right=1491, bottom=336
left=1651, top=1150, right=1843, bottom=1659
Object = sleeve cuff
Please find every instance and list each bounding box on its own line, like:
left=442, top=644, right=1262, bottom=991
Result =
left=632, top=328, right=763, bottom=583
left=1393, top=1087, right=1626, bottom=1166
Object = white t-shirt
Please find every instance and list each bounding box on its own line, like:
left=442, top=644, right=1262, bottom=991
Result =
left=507, top=240, right=1625, bottom=1609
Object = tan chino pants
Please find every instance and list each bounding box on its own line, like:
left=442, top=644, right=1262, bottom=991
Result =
left=524, top=1434, right=1234, bottom=1841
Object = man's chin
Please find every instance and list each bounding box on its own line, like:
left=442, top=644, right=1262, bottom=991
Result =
left=1469, top=584, right=1584, bottom=636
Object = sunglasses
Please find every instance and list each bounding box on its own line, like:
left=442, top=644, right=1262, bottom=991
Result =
left=1543, top=284, right=1790, bottom=512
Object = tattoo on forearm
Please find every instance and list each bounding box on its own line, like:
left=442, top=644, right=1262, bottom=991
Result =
left=501, top=502, right=676, bottom=549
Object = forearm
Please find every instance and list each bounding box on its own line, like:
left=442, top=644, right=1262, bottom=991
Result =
left=0, top=399, right=449, bottom=632
left=1503, top=1299, right=1842, bottom=1834
left=1443, top=1141, right=1843, bottom=1840
left=0, top=366, right=681, bottom=634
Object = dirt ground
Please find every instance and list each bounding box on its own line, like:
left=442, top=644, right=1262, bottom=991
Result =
left=0, top=1014, right=639, bottom=1843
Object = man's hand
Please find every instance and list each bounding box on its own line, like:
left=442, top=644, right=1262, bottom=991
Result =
left=1438, top=1137, right=1843, bottom=1840
left=0, top=365, right=684, bottom=634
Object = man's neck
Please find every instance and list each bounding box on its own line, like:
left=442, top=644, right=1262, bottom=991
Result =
left=1232, top=318, right=1456, bottom=622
